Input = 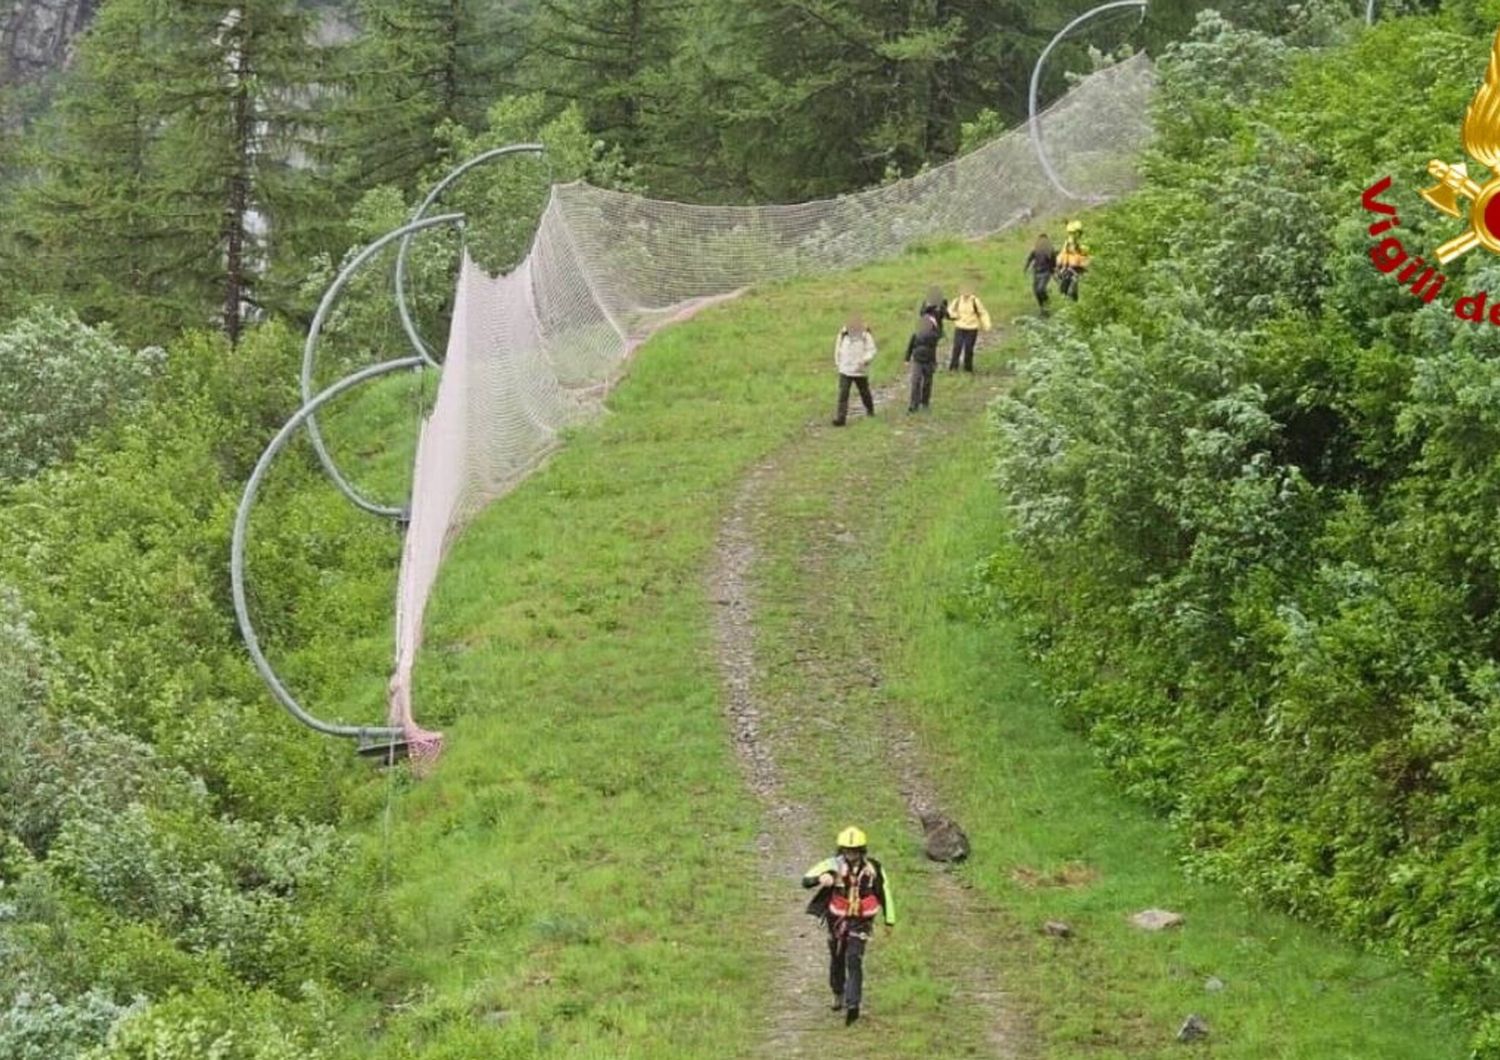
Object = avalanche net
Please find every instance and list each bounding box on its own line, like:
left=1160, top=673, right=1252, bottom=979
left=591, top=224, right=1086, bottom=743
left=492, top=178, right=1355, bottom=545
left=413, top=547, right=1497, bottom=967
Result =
left=388, top=54, right=1157, bottom=759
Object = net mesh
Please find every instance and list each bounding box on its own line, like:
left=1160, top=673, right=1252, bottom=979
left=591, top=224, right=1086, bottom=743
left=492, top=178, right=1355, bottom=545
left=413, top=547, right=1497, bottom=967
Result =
left=388, top=55, right=1158, bottom=759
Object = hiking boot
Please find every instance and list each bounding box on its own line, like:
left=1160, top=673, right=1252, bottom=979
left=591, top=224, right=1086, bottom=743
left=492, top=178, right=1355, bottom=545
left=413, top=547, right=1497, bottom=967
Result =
left=845, top=1006, right=860, bottom=1026
left=831, top=995, right=844, bottom=1011
left=831, top=419, right=846, bottom=427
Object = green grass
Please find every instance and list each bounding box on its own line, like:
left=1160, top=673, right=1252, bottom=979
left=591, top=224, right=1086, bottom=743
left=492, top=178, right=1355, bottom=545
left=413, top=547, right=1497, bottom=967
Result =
left=732, top=280, right=1469, bottom=1053
left=336, top=237, right=1006, bottom=1058
left=328, top=228, right=1468, bottom=1058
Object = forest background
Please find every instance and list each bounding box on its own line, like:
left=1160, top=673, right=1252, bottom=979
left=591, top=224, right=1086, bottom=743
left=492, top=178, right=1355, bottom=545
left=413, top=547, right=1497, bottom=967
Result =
left=15, top=0, right=1500, bottom=1057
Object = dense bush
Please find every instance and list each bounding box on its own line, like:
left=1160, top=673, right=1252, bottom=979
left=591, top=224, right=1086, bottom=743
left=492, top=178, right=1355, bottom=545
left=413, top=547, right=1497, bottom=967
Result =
left=0, top=306, right=163, bottom=482
left=0, top=318, right=406, bottom=1056
left=987, top=7, right=1500, bottom=1051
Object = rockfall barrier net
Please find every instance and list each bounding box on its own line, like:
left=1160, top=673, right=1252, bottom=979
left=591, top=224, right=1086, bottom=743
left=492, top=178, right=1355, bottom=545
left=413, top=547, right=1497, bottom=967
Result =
left=388, top=54, right=1158, bottom=758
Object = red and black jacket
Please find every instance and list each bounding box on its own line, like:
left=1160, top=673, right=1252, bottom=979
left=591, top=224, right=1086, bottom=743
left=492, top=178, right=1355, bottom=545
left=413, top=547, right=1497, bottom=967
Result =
left=801, top=854, right=896, bottom=925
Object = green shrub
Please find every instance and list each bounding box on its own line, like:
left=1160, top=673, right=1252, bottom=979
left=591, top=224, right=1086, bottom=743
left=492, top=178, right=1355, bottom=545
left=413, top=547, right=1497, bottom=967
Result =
left=0, top=306, right=163, bottom=483
left=985, top=7, right=1500, bottom=1036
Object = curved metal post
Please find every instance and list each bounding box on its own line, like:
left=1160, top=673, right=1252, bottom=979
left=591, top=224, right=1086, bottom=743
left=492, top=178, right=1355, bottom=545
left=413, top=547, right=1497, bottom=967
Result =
left=1028, top=0, right=1149, bottom=201
left=396, top=143, right=547, bottom=367
left=302, top=213, right=464, bottom=518
left=1366, top=0, right=1377, bottom=24
left=233, top=356, right=426, bottom=741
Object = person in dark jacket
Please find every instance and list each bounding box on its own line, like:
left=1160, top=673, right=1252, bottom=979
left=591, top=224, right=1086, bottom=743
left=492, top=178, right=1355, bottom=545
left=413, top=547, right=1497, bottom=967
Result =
left=918, top=286, right=947, bottom=340
left=905, top=308, right=940, bottom=413
left=802, top=826, right=896, bottom=1025
left=1023, top=234, right=1057, bottom=315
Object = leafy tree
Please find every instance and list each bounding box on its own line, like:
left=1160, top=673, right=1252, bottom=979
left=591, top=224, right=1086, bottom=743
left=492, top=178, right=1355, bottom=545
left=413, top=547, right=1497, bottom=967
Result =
left=0, top=306, right=164, bottom=483
left=985, top=11, right=1500, bottom=1050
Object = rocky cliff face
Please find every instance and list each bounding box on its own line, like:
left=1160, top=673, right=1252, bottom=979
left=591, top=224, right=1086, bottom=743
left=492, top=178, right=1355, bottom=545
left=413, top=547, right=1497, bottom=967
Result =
left=0, top=0, right=100, bottom=88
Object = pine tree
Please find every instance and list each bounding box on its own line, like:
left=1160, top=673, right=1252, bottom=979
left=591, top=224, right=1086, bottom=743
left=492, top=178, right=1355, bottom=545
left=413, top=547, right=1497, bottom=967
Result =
left=664, top=0, right=949, bottom=200
left=337, top=0, right=527, bottom=194
left=518, top=0, right=682, bottom=168
left=9, top=0, right=340, bottom=344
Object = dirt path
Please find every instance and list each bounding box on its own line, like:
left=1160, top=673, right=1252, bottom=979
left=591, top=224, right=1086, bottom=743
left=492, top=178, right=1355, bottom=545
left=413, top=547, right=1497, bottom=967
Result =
left=709, top=352, right=1027, bottom=1058
left=709, top=454, right=826, bottom=1055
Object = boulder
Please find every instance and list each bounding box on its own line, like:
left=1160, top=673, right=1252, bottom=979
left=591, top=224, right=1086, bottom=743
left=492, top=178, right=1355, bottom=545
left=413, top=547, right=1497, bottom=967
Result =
left=1176, top=1014, right=1209, bottom=1043
left=1130, top=908, right=1185, bottom=931
left=920, top=813, right=970, bottom=862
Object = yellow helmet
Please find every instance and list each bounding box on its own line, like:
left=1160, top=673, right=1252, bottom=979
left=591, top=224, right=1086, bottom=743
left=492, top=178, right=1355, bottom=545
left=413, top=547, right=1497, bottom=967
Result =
left=1066, top=220, right=1084, bottom=234
left=837, top=826, right=868, bottom=849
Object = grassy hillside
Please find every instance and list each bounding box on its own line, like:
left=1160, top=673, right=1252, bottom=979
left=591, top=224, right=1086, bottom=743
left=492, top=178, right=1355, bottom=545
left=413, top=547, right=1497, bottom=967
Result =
left=339, top=229, right=1466, bottom=1057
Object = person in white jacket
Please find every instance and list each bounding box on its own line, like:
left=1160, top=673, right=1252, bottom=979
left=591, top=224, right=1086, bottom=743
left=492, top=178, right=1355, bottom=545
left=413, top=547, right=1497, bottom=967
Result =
left=832, top=315, right=877, bottom=427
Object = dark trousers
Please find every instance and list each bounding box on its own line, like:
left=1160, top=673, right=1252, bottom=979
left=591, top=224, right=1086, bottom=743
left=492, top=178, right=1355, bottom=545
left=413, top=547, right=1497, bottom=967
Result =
left=908, top=360, right=934, bottom=410
left=834, top=374, right=874, bottom=424
left=1032, top=271, right=1052, bottom=311
left=828, top=921, right=871, bottom=1009
left=1058, top=267, right=1080, bottom=301
left=949, top=328, right=978, bottom=372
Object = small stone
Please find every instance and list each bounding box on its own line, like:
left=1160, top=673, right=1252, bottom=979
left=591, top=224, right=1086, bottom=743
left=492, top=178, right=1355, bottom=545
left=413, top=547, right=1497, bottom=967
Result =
left=1043, top=920, right=1072, bottom=938
left=1130, top=908, right=1185, bottom=931
left=1176, top=1014, right=1209, bottom=1042
left=1204, top=976, right=1224, bottom=993
left=919, top=813, right=970, bottom=862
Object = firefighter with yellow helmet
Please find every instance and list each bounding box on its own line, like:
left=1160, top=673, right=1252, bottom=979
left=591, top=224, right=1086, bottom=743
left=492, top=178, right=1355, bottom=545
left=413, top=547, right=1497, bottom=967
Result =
left=801, top=825, right=896, bottom=1025
left=1056, top=219, right=1090, bottom=301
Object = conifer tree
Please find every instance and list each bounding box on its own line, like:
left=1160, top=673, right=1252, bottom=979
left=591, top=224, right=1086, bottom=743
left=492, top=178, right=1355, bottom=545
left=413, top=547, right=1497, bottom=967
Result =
left=10, top=0, right=340, bottom=344
left=667, top=0, right=979, bottom=200
left=337, top=0, right=527, bottom=193
left=518, top=0, right=682, bottom=167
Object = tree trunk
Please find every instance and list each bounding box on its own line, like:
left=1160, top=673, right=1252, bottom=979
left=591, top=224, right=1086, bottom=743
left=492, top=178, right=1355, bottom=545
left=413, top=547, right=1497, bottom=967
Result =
left=223, top=33, right=252, bottom=345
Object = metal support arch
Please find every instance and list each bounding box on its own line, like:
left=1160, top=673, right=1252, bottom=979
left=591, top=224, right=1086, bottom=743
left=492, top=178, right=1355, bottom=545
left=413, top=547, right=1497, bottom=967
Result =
left=396, top=143, right=548, bottom=367
left=301, top=212, right=465, bottom=519
left=232, top=356, right=426, bottom=743
left=1028, top=0, right=1149, bottom=202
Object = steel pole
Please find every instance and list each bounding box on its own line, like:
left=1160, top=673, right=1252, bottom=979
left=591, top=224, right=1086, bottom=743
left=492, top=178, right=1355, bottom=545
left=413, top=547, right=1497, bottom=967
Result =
left=232, top=356, right=425, bottom=741
left=300, top=213, right=464, bottom=518
left=396, top=143, right=546, bottom=367
left=1028, top=0, right=1149, bottom=201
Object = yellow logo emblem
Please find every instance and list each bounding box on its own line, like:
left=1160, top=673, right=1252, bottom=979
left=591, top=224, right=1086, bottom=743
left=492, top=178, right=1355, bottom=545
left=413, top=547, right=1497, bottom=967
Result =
left=1422, top=29, right=1500, bottom=263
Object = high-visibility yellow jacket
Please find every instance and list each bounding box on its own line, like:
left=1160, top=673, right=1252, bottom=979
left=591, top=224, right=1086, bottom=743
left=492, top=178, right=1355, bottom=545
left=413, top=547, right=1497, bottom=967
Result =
left=801, top=855, right=897, bottom=926
left=946, top=293, right=991, bottom=332
left=1057, top=237, right=1090, bottom=270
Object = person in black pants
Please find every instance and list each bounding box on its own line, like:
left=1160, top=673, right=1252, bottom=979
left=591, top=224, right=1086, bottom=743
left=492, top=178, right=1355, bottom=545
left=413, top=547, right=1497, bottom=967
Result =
left=831, top=315, right=877, bottom=426
left=1023, top=233, right=1057, bottom=315
left=801, top=826, right=897, bottom=1025
left=945, top=283, right=992, bottom=372
left=905, top=308, right=940, bottom=412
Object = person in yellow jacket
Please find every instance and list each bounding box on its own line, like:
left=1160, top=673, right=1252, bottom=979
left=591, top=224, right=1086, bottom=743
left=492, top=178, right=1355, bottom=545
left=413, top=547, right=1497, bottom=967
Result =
left=945, top=283, right=992, bottom=372
left=1056, top=220, right=1090, bottom=301
left=801, top=826, right=896, bottom=1025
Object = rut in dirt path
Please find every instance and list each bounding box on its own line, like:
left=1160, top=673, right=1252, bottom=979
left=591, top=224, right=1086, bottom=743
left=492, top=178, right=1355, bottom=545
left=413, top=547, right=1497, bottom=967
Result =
left=793, top=367, right=1025, bottom=1059
left=708, top=376, right=907, bottom=1058
left=708, top=354, right=1026, bottom=1059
